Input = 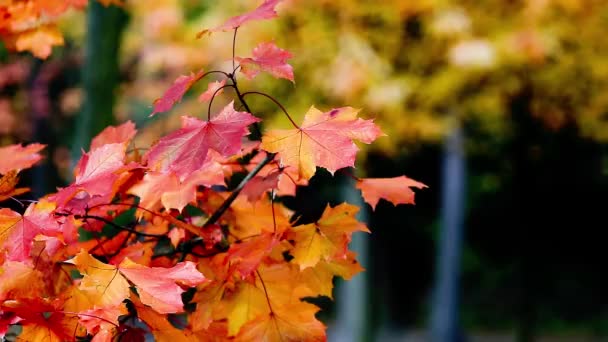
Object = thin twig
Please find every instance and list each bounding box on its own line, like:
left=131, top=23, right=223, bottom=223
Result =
left=207, top=83, right=236, bottom=120
left=229, top=74, right=263, bottom=138
left=241, top=91, right=300, bottom=128
left=204, top=152, right=275, bottom=228
left=232, top=27, right=239, bottom=73
left=65, top=213, right=166, bottom=238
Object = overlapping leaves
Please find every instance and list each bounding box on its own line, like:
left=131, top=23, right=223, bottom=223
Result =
left=0, top=0, right=426, bottom=341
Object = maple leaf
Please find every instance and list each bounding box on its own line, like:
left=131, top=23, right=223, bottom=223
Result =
left=145, top=101, right=260, bottom=180
left=220, top=280, right=269, bottom=336
left=0, top=201, right=61, bottom=262
left=247, top=153, right=308, bottom=197
left=150, top=69, right=205, bottom=117
left=299, top=251, right=364, bottom=299
left=131, top=295, right=193, bottom=341
left=241, top=171, right=280, bottom=202
left=2, top=298, right=81, bottom=341
left=261, top=106, right=384, bottom=180
left=199, top=79, right=227, bottom=102
left=0, top=143, right=45, bottom=174
left=0, top=261, right=44, bottom=301
left=288, top=203, right=369, bottom=270
left=33, top=0, right=87, bottom=17
left=109, top=241, right=153, bottom=266
left=226, top=233, right=279, bottom=279
left=197, top=0, right=281, bottom=37
left=129, top=161, right=224, bottom=212
left=90, top=120, right=137, bottom=150
left=236, top=41, right=294, bottom=82
left=78, top=304, right=127, bottom=339
left=356, top=175, right=428, bottom=210
left=201, top=191, right=292, bottom=239
left=0, top=170, right=30, bottom=202
left=119, top=259, right=207, bottom=314
left=66, top=250, right=131, bottom=308
left=236, top=302, right=326, bottom=342
left=15, top=26, right=65, bottom=59
left=51, top=143, right=127, bottom=209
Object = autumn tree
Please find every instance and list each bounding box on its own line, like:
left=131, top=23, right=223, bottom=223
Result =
left=0, top=1, right=424, bottom=341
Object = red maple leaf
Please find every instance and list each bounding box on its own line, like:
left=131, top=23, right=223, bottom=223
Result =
left=90, top=120, right=137, bottom=150
left=150, top=69, right=205, bottom=117
left=145, top=101, right=260, bottom=180
left=0, top=143, right=45, bottom=174
left=50, top=143, right=128, bottom=210
left=198, top=79, right=227, bottom=102
left=0, top=201, right=61, bottom=262
left=197, top=0, right=281, bottom=37
left=119, top=259, right=207, bottom=314
left=236, top=41, right=294, bottom=82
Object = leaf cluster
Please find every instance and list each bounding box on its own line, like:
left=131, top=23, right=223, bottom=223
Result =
left=0, top=1, right=425, bottom=341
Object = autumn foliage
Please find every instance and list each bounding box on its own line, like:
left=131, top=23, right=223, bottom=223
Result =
left=0, top=1, right=425, bottom=341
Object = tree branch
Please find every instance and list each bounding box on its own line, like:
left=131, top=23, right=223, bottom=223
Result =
left=203, top=151, right=275, bottom=229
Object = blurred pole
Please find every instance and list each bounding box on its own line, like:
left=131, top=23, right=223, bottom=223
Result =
left=329, top=175, right=370, bottom=342
left=72, top=2, right=128, bottom=158
left=430, top=123, right=467, bottom=342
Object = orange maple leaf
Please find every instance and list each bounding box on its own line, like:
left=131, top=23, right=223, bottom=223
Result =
left=261, top=106, right=384, bottom=180
left=15, top=25, right=64, bottom=59
left=288, top=203, right=369, bottom=270
left=65, top=250, right=131, bottom=308
left=0, top=170, right=30, bottom=202
left=236, top=302, right=326, bottom=342
left=356, top=175, right=427, bottom=210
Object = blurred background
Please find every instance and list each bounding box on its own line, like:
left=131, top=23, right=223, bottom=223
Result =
left=2, top=0, right=608, bottom=341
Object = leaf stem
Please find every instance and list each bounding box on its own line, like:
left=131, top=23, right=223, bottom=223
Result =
left=203, top=152, right=275, bottom=228
left=207, top=83, right=236, bottom=121
left=228, top=74, right=263, bottom=139
left=241, top=91, right=299, bottom=129
left=232, top=27, right=239, bottom=73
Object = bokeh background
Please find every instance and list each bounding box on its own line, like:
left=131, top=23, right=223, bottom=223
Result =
left=2, top=0, right=608, bottom=341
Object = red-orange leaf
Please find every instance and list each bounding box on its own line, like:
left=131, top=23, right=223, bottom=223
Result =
left=0, top=143, right=45, bottom=174
left=261, top=106, right=384, bottom=180
left=119, top=259, right=207, bottom=314
left=197, top=0, right=281, bottom=37
left=0, top=201, right=60, bottom=262
left=226, top=233, right=278, bottom=279
left=90, top=120, right=137, bottom=150
left=236, top=41, right=294, bottom=82
left=51, top=143, right=127, bottom=209
left=0, top=170, right=29, bottom=202
left=198, top=79, right=226, bottom=102
left=150, top=69, right=205, bottom=117
left=356, top=175, right=427, bottom=210
left=2, top=298, right=80, bottom=342
left=145, top=102, right=260, bottom=180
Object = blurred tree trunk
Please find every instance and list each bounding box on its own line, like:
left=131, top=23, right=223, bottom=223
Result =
left=72, top=2, right=128, bottom=158
left=329, top=174, right=370, bottom=342
left=430, top=122, right=466, bottom=342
